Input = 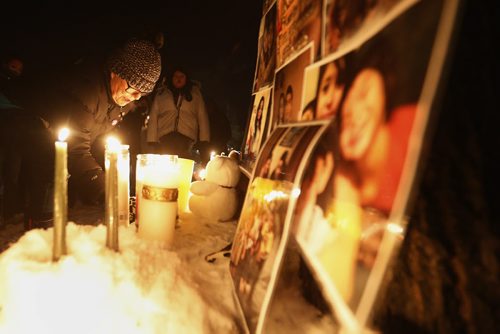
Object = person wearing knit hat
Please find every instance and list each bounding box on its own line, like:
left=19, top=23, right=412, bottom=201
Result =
left=5, top=38, right=162, bottom=229
left=107, top=39, right=161, bottom=106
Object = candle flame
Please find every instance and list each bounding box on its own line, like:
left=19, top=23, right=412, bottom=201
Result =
left=106, top=136, right=121, bottom=152
left=199, top=168, right=206, bottom=180
left=58, top=128, right=70, bottom=141
left=210, top=151, right=216, bottom=161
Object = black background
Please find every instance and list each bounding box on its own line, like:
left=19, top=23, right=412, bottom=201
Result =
left=0, top=0, right=263, bottom=143
left=1, top=1, right=499, bottom=331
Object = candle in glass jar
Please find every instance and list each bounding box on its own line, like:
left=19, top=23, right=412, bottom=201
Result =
left=177, top=158, right=194, bottom=213
left=138, top=155, right=179, bottom=247
left=105, top=137, right=121, bottom=251
left=118, top=145, right=130, bottom=227
left=135, top=153, right=155, bottom=230
left=53, top=128, right=69, bottom=261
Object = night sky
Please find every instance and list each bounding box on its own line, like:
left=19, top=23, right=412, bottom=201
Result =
left=1, top=1, right=263, bottom=142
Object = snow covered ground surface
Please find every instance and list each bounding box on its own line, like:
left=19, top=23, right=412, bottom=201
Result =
left=0, top=204, right=336, bottom=333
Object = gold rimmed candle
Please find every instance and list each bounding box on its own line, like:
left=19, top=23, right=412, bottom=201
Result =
left=137, top=154, right=180, bottom=247
left=53, top=127, right=69, bottom=262
left=105, top=136, right=121, bottom=251
left=135, top=154, right=155, bottom=230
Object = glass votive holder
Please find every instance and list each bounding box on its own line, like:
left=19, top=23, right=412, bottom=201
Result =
left=136, top=154, right=180, bottom=247
left=177, top=158, right=194, bottom=213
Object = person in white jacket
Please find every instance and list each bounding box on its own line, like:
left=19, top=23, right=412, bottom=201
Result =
left=146, top=66, right=210, bottom=160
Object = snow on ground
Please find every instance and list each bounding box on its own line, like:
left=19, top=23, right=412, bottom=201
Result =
left=0, top=204, right=335, bottom=333
left=0, top=204, right=242, bottom=334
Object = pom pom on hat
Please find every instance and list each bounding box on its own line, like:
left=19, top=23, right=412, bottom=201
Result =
left=108, top=39, right=161, bottom=94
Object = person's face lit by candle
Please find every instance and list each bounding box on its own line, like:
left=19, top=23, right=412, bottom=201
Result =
left=110, top=72, right=144, bottom=107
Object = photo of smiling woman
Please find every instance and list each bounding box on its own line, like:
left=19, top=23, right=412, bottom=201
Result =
left=301, top=57, right=347, bottom=121
left=292, top=4, right=441, bottom=315
left=242, top=87, right=273, bottom=170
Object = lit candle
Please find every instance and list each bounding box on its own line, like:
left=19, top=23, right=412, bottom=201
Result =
left=53, top=128, right=69, bottom=261
left=105, top=137, right=121, bottom=251
left=118, top=145, right=130, bottom=227
left=138, top=155, right=180, bottom=247
left=210, top=151, right=216, bottom=161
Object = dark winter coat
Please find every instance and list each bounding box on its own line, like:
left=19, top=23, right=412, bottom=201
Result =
left=21, top=62, right=124, bottom=180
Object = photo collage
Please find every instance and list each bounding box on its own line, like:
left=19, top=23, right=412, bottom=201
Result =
left=234, top=0, right=460, bottom=333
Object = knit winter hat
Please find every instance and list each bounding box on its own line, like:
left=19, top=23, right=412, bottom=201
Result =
left=108, top=39, right=161, bottom=94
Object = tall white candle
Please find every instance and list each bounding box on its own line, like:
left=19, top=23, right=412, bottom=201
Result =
left=118, top=145, right=130, bottom=227
left=53, top=128, right=69, bottom=261
left=138, top=155, right=180, bottom=247
left=105, top=137, right=120, bottom=251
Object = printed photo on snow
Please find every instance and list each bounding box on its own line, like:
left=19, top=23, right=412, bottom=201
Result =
left=231, top=124, right=325, bottom=334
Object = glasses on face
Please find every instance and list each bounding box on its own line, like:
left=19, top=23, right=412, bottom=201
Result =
left=125, top=81, right=148, bottom=97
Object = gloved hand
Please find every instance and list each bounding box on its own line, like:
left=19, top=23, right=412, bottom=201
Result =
left=70, top=168, right=105, bottom=206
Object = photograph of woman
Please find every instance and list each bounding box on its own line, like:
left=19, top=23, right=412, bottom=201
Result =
left=292, top=0, right=440, bottom=317
left=243, top=87, right=272, bottom=168
left=254, top=3, right=277, bottom=92
left=244, top=96, right=265, bottom=160
left=301, top=57, right=346, bottom=121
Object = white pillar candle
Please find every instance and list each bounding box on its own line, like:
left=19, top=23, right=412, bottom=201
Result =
left=105, top=137, right=120, bottom=251
left=137, top=155, right=180, bottom=247
left=53, top=128, right=69, bottom=261
left=118, top=145, right=130, bottom=227
left=177, top=158, right=194, bottom=213
left=135, top=154, right=156, bottom=230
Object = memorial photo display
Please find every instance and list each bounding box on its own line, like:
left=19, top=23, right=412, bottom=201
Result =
left=235, top=0, right=461, bottom=332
